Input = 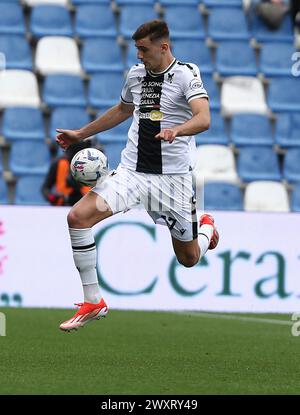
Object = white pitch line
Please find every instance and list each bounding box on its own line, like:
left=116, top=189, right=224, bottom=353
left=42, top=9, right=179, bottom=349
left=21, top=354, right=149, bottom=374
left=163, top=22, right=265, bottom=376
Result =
left=177, top=311, right=293, bottom=326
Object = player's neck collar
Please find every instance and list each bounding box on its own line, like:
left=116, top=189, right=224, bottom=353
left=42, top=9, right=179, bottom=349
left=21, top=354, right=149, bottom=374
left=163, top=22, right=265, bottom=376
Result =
left=148, top=58, right=177, bottom=77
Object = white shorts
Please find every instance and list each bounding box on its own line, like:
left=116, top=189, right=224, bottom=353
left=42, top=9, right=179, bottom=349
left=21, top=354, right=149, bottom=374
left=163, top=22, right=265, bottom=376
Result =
left=93, top=165, right=198, bottom=242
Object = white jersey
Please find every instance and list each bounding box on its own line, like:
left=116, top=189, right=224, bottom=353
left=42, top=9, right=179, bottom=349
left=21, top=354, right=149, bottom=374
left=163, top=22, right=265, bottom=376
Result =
left=120, top=59, right=208, bottom=175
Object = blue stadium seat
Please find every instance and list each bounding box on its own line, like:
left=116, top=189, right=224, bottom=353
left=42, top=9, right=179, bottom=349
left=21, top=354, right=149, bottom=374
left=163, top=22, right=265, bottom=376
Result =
left=2, top=108, right=45, bottom=142
left=291, top=184, right=300, bottom=212
left=195, top=111, right=228, bottom=145
left=250, top=0, right=290, bottom=5
left=268, top=77, right=300, bottom=113
left=119, top=5, right=158, bottom=39
left=72, top=0, right=110, bottom=4
left=0, top=35, right=32, bottom=70
left=49, top=107, right=91, bottom=140
left=231, top=114, right=273, bottom=147
left=75, top=5, right=117, bottom=39
left=88, top=72, right=125, bottom=109
left=0, top=177, right=8, bottom=204
left=275, top=113, right=300, bottom=148
left=96, top=117, right=132, bottom=169
left=203, top=182, right=243, bottom=211
left=15, top=175, right=49, bottom=205
left=259, top=43, right=296, bottom=77
left=81, top=38, right=124, bottom=74
left=237, top=146, right=281, bottom=182
left=163, top=5, right=205, bottom=39
left=208, top=7, right=250, bottom=41
left=160, top=0, right=199, bottom=5
left=171, top=39, right=213, bottom=74
left=43, top=75, right=87, bottom=108
left=251, top=13, right=293, bottom=43
left=215, top=41, right=257, bottom=76
left=9, top=141, right=51, bottom=176
left=0, top=3, right=25, bottom=35
left=115, top=0, right=155, bottom=5
left=125, top=41, right=139, bottom=68
left=201, top=74, right=220, bottom=110
left=283, top=149, right=300, bottom=183
left=203, top=0, right=243, bottom=6
left=30, top=5, right=73, bottom=38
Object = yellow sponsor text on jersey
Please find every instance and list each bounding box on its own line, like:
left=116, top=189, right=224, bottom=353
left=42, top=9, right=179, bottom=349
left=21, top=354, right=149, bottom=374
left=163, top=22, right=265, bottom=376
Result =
left=150, top=110, right=164, bottom=121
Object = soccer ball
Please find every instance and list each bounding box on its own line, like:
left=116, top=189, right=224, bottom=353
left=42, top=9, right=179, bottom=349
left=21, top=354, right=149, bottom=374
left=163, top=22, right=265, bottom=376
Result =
left=70, top=148, right=108, bottom=186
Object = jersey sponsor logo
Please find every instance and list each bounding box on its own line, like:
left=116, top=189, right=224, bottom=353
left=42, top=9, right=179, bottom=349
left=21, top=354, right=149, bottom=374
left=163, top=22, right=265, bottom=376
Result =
left=189, top=78, right=203, bottom=91
left=139, top=110, right=164, bottom=121
left=142, top=81, right=163, bottom=87
left=150, top=110, right=163, bottom=121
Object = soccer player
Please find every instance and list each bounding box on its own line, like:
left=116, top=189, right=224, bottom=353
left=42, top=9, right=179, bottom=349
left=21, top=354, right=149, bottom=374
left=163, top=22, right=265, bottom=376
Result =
left=56, top=20, right=219, bottom=332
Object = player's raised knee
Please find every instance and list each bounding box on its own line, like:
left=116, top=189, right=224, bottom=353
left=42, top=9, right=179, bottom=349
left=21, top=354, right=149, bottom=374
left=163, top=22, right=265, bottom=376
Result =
left=67, top=208, right=86, bottom=228
left=177, top=252, right=200, bottom=268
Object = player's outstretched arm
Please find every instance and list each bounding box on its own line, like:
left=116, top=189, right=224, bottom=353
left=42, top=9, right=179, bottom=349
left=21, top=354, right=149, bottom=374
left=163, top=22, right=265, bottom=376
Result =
left=56, top=102, right=134, bottom=150
left=56, top=129, right=82, bottom=150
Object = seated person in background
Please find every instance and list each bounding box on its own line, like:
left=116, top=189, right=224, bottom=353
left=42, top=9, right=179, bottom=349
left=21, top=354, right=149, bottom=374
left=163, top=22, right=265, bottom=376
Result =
left=290, top=0, right=300, bottom=29
left=42, top=141, right=92, bottom=206
left=255, top=0, right=289, bottom=30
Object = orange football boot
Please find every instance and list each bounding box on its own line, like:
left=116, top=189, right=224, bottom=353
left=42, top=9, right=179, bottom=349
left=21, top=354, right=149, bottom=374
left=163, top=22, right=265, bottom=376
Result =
left=199, top=214, right=219, bottom=250
left=60, top=298, right=108, bottom=332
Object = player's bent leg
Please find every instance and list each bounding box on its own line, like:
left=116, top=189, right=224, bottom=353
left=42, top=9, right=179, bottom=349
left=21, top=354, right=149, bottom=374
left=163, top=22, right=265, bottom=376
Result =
left=171, top=214, right=219, bottom=268
left=199, top=214, right=219, bottom=250
left=172, top=238, right=200, bottom=268
left=60, top=191, right=113, bottom=332
left=67, top=190, right=113, bottom=229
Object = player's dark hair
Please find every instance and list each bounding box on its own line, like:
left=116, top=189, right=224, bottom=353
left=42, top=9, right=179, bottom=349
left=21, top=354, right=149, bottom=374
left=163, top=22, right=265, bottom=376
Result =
left=132, top=20, right=170, bottom=42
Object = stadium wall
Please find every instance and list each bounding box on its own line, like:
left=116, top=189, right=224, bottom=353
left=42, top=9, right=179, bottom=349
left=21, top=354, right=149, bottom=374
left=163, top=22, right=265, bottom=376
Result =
left=1, top=206, right=300, bottom=313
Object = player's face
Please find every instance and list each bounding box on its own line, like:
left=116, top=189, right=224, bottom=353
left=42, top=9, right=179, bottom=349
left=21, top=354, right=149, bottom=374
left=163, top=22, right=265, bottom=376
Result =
left=135, top=36, right=165, bottom=72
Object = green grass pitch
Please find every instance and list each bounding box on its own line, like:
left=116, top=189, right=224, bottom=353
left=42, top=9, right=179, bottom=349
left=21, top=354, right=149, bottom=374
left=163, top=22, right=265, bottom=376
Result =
left=0, top=308, right=299, bottom=395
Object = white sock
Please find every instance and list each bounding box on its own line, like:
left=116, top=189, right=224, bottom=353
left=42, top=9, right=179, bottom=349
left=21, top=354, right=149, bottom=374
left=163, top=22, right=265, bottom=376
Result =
left=198, top=224, right=213, bottom=259
left=69, top=228, right=102, bottom=304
